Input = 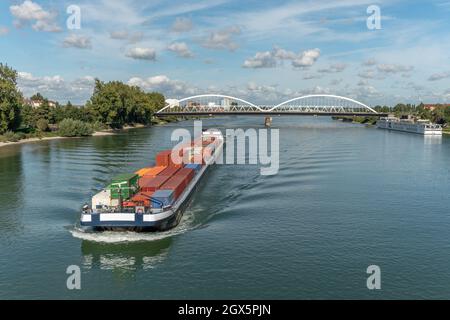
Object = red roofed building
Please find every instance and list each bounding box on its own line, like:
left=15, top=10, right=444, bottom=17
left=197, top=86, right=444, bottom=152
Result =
left=423, top=104, right=450, bottom=111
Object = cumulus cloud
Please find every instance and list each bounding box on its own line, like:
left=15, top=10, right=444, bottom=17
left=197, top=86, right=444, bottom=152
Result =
left=291, top=49, right=321, bottom=68
left=10, top=0, right=61, bottom=32
left=242, top=51, right=276, bottom=68
left=171, top=17, right=193, bottom=33
left=128, top=75, right=199, bottom=97
left=63, top=34, right=92, bottom=49
left=167, top=42, right=194, bottom=58
left=377, top=64, right=413, bottom=74
left=303, top=73, right=321, bottom=80
left=358, top=69, right=379, bottom=79
left=362, top=58, right=377, bottom=66
left=109, top=30, right=143, bottom=43
left=126, top=47, right=156, bottom=60
left=201, top=26, right=241, bottom=51
left=17, top=72, right=95, bottom=103
left=243, top=47, right=320, bottom=69
left=428, top=71, right=450, bottom=81
left=318, top=63, right=347, bottom=73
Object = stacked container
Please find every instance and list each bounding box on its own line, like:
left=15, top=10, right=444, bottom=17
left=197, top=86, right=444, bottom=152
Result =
left=151, top=190, right=175, bottom=208
left=136, top=166, right=165, bottom=177
left=109, top=173, right=139, bottom=200
left=140, top=176, right=170, bottom=192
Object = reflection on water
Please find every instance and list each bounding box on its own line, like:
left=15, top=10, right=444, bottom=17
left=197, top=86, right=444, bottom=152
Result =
left=81, top=238, right=173, bottom=274
left=0, top=146, right=24, bottom=236
left=424, top=135, right=443, bottom=145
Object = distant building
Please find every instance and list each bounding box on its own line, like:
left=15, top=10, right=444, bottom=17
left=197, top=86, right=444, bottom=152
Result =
left=24, top=98, right=57, bottom=108
left=423, top=104, right=450, bottom=111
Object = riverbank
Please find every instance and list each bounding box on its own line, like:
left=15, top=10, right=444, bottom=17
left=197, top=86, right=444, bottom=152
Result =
left=0, top=123, right=150, bottom=149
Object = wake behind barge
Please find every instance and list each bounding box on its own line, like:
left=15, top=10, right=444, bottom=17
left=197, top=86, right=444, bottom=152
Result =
left=80, top=129, right=224, bottom=231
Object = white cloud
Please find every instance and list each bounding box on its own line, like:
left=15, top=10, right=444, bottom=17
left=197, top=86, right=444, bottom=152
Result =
left=17, top=72, right=95, bottom=103
left=377, top=63, right=414, bottom=74
left=126, top=47, right=156, bottom=60
left=291, top=49, right=321, bottom=68
left=201, top=26, right=241, bottom=51
left=10, top=0, right=61, bottom=32
left=303, top=73, right=321, bottom=80
left=128, top=75, right=199, bottom=97
left=167, top=42, right=194, bottom=58
left=171, top=17, right=193, bottom=32
left=358, top=69, right=380, bottom=79
left=362, top=58, right=377, bottom=66
left=243, top=47, right=320, bottom=69
left=243, top=51, right=276, bottom=69
left=63, top=34, right=92, bottom=49
left=109, top=30, right=143, bottom=43
left=428, top=71, right=450, bottom=81
left=318, top=63, right=347, bottom=73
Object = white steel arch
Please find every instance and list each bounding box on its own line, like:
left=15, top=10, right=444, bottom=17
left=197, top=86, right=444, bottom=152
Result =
left=271, top=94, right=377, bottom=113
left=157, top=94, right=263, bottom=113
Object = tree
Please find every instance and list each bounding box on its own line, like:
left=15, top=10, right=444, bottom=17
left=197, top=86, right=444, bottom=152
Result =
left=30, top=92, right=45, bottom=101
left=36, top=118, right=49, bottom=132
left=86, top=79, right=165, bottom=127
left=0, top=63, right=22, bottom=134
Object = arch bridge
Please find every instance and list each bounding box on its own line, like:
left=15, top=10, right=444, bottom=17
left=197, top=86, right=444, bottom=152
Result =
left=156, top=94, right=386, bottom=117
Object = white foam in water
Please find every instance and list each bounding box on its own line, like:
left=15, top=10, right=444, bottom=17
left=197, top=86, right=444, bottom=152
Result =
left=70, top=213, right=197, bottom=243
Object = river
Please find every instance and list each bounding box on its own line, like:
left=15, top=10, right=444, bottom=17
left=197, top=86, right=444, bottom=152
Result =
left=0, top=116, right=449, bottom=299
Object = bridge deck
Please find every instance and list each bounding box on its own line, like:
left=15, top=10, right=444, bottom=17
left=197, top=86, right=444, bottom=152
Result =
left=155, top=112, right=388, bottom=117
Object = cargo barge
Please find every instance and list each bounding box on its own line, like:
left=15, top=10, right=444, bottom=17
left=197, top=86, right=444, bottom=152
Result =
left=80, top=129, right=224, bottom=231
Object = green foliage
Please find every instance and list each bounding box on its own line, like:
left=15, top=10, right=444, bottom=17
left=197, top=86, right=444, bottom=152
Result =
left=86, top=79, right=164, bottom=127
left=1, top=130, right=24, bottom=142
left=58, top=118, right=94, bottom=137
left=30, top=93, right=45, bottom=101
left=0, top=63, right=22, bottom=134
left=36, top=118, right=49, bottom=132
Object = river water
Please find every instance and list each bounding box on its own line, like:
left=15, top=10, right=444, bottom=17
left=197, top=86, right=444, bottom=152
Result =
left=0, top=117, right=449, bottom=299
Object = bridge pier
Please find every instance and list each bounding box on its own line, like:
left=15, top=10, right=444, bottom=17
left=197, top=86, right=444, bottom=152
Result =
left=264, top=116, right=273, bottom=127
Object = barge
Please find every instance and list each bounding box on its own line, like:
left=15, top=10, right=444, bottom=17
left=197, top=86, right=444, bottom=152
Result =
left=80, top=129, right=224, bottom=231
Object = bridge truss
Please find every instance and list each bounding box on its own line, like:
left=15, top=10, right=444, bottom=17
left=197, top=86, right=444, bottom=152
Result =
left=157, top=94, right=382, bottom=116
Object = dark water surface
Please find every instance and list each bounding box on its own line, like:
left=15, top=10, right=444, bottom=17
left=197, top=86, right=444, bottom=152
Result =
left=0, top=117, right=449, bottom=299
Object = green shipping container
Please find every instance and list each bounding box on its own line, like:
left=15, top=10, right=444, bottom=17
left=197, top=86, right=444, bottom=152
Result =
left=109, top=173, right=139, bottom=200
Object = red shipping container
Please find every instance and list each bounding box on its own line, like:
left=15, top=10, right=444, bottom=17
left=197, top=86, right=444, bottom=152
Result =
left=131, top=191, right=154, bottom=207
left=158, top=165, right=181, bottom=178
left=155, top=150, right=171, bottom=166
left=176, top=168, right=195, bottom=184
left=140, top=176, right=171, bottom=192
left=160, top=176, right=188, bottom=200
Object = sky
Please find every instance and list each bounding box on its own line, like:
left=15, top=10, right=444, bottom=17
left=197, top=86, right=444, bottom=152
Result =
left=1, top=0, right=450, bottom=106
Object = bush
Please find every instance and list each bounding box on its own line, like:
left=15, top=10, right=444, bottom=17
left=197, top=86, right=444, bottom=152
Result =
left=1, top=130, right=23, bottom=142
left=58, top=119, right=94, bottom=137
left=91, top=121, right=107, bottom=132
left=36, top=118, right=49, bottom=132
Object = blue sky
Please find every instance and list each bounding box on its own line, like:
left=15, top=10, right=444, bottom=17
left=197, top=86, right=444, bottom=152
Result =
left=1, top=0, right=450, bottom=106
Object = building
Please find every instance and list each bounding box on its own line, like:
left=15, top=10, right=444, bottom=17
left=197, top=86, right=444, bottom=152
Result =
left=24, top=98, right=57, bottom=109
left=423, top=104, right=450, bottom=111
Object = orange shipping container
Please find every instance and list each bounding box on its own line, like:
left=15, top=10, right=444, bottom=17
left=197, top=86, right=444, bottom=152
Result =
left=136, top=166, right=166, bottom=177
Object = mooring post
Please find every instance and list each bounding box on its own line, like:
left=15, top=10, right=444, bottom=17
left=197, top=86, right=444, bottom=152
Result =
left=264, top=116, right=273, bottom=127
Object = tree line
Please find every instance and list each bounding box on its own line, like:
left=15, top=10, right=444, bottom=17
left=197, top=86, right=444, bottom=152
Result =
left=0, top=63, right=165, bottom=141
left=374, top=103, right=450, bottom=125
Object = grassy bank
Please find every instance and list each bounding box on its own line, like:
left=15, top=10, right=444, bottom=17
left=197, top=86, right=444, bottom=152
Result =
left=332, top=116, right=378, bottom=125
